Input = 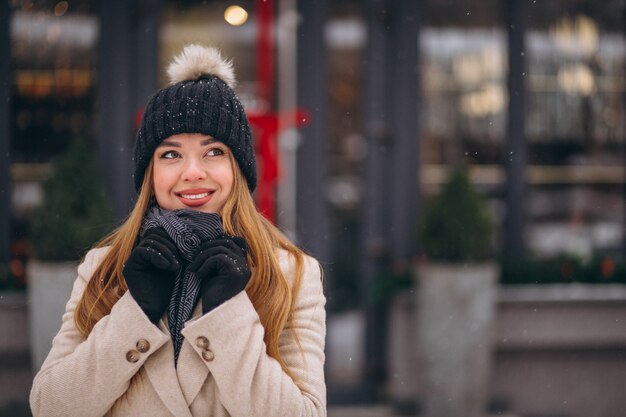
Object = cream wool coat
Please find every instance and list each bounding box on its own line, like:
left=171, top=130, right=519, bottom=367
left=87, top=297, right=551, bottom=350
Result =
left=30, top=246, right=327, bottom=417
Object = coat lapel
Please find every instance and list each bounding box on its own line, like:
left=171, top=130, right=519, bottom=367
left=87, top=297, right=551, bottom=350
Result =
left=177, top=338, right=210, bottom=405
left=177, top=303, right=210, bottom=405
left=144, top=320, right=193, bottom=417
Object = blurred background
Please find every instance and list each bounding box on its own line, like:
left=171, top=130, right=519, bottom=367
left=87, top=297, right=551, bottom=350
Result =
left=1, top=0, right=626, bottom=416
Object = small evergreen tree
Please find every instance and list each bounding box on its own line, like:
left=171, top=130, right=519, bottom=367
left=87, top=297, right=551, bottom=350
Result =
left=420, top=168, right=494, bottom=262
left=30, top=139, right=114, bottom=261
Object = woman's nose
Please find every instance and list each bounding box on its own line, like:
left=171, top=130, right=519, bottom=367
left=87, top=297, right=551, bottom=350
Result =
left=181, top=158, right=207, bottom=181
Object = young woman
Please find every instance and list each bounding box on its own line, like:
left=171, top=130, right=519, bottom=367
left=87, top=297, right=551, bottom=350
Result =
left=30, top=45, right=327, bottom=417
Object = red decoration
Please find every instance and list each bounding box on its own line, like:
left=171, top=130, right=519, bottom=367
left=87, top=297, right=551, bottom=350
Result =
left=248, top=0, right=309, bottom=222
left=601, top=256, right=616, bottom=278
left=248, top=110, right=309, bottom=221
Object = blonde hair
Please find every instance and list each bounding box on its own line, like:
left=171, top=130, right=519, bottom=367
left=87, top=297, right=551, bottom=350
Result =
left=74, top=156, right=306, bottom=383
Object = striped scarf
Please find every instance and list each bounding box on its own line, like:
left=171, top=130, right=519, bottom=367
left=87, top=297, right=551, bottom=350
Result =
left=141, top=207, right=223, bottom=363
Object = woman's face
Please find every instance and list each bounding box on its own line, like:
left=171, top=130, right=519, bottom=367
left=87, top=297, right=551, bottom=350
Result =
left=152, top=133, right=234, bottom=213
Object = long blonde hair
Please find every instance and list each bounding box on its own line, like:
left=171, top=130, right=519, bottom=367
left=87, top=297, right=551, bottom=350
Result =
left=74, top=156, right=306, bottom=382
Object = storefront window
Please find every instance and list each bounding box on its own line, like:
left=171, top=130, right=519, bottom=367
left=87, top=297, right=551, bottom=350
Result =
left=9, top=0, right=98, bottom=285
left=421, top=0, right=626, bottom=276
left=525, top=5, right=625, bottom=263
left=11, top=0, right=97, bottom=162
left=326, top=2, right=366, bottom=312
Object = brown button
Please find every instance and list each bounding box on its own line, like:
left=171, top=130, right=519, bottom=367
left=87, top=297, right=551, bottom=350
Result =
left=126, top=350, right=140, bottom=363
left=201, top=349, right=215, bottom=362
left=195, top=336, right=210, bottom=350
left=136, top=339, right=150, bottom=353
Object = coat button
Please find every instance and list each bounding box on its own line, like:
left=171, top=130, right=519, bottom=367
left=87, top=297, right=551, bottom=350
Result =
left=126, top=350, right=140, bottom=363
left=136, top=339, right=150, bottom=353
left=195, top=336, right=210, bottom=350
left=201, top=349, right=215, bottom=362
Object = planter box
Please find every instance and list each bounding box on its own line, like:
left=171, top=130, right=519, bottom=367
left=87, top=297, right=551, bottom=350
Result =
left=491, top=284, right=626, bottom=417
left=388, top=283, right=626, bottom=417
left=0, top=291, right=32, bottom=408
left=327, top=309, right=366, bottom=386
left=27, top=260, right=78, bottom=371
left=0, top=292, right=29, bottom=354
left=388, top=290, right=422, bottom=415
left=415, top=263, right=498, bottom=417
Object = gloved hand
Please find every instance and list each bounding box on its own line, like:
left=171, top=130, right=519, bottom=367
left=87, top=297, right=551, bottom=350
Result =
left=123, top=228, right=180, bottom=323
left=189, top=236, right=251, bottom=314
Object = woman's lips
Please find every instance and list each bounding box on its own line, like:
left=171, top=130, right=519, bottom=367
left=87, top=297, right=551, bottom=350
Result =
left=174, top=189, right=214, bottom=207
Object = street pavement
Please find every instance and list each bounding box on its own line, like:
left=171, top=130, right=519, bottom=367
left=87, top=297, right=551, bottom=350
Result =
left=328, top=406, right=520, bottom=417
left=328, top=406, right=395, bottom=417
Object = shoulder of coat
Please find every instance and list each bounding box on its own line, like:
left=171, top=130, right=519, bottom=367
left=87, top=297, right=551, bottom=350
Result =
left=275, top=248, right=321, bottom=285
left=77, top=246, right=112, bottom=282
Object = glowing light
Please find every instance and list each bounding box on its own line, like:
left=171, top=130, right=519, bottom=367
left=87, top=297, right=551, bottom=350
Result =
left=550, top=14, right=598, bottom=57
left=224, top=5, right=248, bottom=26
left=557, top=64, right=594, bottom=96
left=460, top=83, right=505, bottom=117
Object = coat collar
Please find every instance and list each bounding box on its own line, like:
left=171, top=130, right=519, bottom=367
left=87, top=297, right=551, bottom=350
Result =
left=144, top=304, right=209, bottom=416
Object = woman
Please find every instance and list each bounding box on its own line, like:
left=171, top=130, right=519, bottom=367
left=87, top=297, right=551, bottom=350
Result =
left=30, top=45, right=326, bottom=417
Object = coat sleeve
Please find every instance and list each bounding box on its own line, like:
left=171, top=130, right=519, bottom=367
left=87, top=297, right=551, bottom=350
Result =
left=29, top=247, right=170, bottom=417
left=181, top=253, right=327, bottom=417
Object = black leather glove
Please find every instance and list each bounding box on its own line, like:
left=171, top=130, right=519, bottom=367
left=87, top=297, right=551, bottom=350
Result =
left=189, top=236, right=251, bottom=314
left=123, top=228, right=180, bottom=323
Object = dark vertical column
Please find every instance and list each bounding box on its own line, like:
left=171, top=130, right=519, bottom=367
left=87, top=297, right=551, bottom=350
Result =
left=97, top=0, right=135, bottom=220
left=133, top=0, right=161, bottom=113
left=390, top=0, right=420, bottom=262
left=622, top=6, right=626, bottom=261
left=503, top=0, right=527, bottom=260
left=361, top=0, right=393, bottom=402
left=296, top=0, right=330, bottom=264
left=0, top=2, right=11, bottom=266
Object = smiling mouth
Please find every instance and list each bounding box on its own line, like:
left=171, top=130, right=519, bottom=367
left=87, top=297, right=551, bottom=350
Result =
left=178, top=192, right=210, bottom=200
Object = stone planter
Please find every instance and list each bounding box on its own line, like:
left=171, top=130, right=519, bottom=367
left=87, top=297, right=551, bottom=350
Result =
left=388, top=290, right=422, bottom=415
left=416, top=262, right=498, bottom=417
left=389, top=281, right=626, bottom=417
left=0, top=291, right=32, bottom=408
left=27, top=260, right=78, bottom=371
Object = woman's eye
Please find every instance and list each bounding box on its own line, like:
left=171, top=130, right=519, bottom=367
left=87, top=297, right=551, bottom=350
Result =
left=160, top=150, right=180, bottom=159
left=206, top=148, right=225, bottom=157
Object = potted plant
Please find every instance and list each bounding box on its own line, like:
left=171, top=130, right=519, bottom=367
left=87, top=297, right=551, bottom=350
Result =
left=27, top=138, right=113, bottom=370
left=415, top=167, right=497, bottom=417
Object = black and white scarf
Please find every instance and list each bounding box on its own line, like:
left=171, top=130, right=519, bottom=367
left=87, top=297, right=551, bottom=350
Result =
left=141, top=207, right=223, bottom=363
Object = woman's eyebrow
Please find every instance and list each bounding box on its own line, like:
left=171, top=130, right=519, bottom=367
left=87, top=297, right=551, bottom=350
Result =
left=157, top=137, right=218, bottom=147
left=158, top=140, right=181, bottom=148
left=200, top=138, right=218, bottom=145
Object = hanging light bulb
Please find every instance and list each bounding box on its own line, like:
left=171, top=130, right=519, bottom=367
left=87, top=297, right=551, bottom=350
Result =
left=224, top=5, right=249, bottom=26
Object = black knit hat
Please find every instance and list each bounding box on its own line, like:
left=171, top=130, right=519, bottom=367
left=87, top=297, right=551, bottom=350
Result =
left=133, top=45, right=257, bottom=192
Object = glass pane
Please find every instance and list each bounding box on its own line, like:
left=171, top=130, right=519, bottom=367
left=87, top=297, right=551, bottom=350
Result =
left=525, top=2, right=625, bottom=268
left=11, top=1, right=97, bottom=162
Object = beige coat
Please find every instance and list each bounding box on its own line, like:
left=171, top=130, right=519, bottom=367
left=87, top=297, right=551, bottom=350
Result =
left=30, top=246, right=327, bottom=417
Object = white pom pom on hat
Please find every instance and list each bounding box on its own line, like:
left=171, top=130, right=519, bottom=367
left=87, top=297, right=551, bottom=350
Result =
left=166, top=44, right=237, bottom=88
